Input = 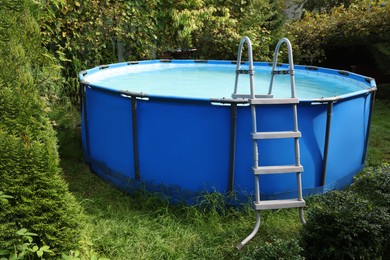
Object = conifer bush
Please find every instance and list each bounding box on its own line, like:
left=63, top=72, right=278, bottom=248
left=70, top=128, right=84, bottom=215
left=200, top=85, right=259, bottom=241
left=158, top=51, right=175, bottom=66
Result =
left=0, top=0, right=83, bottom=254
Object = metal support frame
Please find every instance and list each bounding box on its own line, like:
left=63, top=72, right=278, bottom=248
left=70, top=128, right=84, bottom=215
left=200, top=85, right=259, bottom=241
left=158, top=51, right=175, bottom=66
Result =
left=321, top=101, right=334, bottom=186
left=228, top=103, right=238, bottom=193
left=361, top=89, right=377, bottom=164
left=80, top=83, right=145, bottom=182
left=80, top=81, right=91, bottom=157
left=210, top=98, right=249, bottom=195
left=131, top=97, right=141, bottom=181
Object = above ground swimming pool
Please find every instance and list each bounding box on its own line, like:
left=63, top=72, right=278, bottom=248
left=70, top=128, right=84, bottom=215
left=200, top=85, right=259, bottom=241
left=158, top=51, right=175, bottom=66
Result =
left=79, top=60, right=376, bottom=202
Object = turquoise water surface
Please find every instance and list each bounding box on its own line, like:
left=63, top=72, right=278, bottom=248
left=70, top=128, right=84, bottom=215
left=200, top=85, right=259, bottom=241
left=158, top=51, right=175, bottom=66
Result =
left=86, top=63, right=368, bottom=100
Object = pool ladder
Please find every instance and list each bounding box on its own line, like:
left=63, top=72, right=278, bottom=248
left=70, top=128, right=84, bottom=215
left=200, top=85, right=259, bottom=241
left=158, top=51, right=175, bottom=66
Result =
left=233, top=36, right=306, bottom=250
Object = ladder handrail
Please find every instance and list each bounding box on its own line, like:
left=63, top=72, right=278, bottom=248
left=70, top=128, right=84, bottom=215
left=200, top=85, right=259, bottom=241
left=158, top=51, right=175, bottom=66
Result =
left=233, top=36, right=255, bottom=99
left=268, top=38, right=301, bottom=170
left=268, top=38, right=296, bottom=98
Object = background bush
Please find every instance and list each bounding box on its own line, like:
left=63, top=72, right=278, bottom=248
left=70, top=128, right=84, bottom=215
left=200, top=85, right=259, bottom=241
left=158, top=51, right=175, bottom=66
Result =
left=286, top=1, right=390, bottom=82
left=0, top=0, right=83, bottom=254
left=300, top=190, right=389, bottom=259
left=38, top=0, right=286, bottom=107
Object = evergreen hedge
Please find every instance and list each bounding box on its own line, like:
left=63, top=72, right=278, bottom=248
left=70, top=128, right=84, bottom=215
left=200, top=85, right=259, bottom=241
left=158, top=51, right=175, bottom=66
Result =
left=0, top=0, right=83, bottom=254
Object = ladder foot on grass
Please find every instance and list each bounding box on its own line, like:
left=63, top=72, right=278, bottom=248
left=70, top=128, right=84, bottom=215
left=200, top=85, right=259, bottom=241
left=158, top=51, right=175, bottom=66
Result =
left=299, top=207, right=306, bottom=224
left=236, top=212, right=261, bottom=250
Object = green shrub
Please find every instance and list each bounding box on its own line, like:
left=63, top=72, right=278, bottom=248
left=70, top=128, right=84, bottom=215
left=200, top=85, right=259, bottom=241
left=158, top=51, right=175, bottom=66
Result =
left=350, top=164, right=390, bottom=209
left=300, top=191, right=389, bottom=259
left=242, top=238, right=304, bottom=260
left=286, top=2, right=390, bottom=65
left=296, top=0, right=363, bottom=13
left=0, top=227, right=54, bottom=259
left=350, top=164, right=390, bottom=255
left=0, top=0, right=83, bottom=255
left=39, top=0, right=286, bottom=107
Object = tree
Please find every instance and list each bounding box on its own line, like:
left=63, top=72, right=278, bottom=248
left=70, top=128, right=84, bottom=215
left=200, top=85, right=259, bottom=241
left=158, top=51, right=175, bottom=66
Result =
left=0, top=0, right=83, bottom=254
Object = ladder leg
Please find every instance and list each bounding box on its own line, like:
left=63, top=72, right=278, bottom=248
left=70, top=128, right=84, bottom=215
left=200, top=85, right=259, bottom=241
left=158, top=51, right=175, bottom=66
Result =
left=299, top=207, right=306, bottom=224
left=236, top=173, right=261, bottom=250
left=296, top=172, right=306, bottom=224
left=236, top=211, right=261, bottom=250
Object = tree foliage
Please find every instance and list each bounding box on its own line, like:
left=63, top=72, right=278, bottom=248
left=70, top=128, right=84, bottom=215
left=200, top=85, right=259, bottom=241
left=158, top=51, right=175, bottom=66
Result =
left=297, top=0, right=364, bottom=13
left=0, top=0, right=83, bottom=254
left=37, top=0, right=286, bottom=105
left=286, top=1, right=390, bottom=65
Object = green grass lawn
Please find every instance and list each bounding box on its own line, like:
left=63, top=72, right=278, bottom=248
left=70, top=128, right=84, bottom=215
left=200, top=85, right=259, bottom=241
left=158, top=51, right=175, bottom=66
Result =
left=366, top=98, right=390, bottom=165
left=60, top=88, right=390, bottom=259
left=61, top=157, right=303, bottom=259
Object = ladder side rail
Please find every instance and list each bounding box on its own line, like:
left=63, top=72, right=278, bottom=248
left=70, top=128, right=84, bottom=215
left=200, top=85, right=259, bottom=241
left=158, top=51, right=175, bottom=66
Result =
left=268, top=39, right=283, bottom=95
left=233, top=36, right=255, bottom=97
left=285, top=38, right=296, bottom=98
left=268, top=38, right=296, bottom=96
left=233, top=42, right=243, bottom=96
left=244, top=37, right=259, bottom=204
left=293, top=103, right=304, bottom=203
left=252, top=105, right=259, bottom=172
left=284, top=38, right=304, bottom=205
left=283, top=38, right=304, bottom=204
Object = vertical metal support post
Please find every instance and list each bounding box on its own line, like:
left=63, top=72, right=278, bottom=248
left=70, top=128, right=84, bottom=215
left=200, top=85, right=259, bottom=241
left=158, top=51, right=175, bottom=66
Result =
left=228, top=103, right=238, bottom=194
left=321, top=101, right=333, bottom=187
left=361, top=90, right=376, bottom=164
left=131, top=97, right=141, bottom=181
left=81, top=83, right=91, bottom=157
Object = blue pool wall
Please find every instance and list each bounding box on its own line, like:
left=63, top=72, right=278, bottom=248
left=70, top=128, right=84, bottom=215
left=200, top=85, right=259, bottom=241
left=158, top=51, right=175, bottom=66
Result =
left=80, top=60, right=377, bottom=202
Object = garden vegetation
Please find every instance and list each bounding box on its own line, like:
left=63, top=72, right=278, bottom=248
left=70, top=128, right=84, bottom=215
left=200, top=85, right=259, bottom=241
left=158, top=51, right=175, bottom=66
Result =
left=0, top=0, right=83, bottom=257
left=0, top=0, right=389, bottom=258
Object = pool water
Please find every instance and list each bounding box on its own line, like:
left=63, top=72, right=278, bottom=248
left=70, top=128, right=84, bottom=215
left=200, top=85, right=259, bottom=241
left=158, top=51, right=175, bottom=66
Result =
left=87, top=63, right=368, bottom=99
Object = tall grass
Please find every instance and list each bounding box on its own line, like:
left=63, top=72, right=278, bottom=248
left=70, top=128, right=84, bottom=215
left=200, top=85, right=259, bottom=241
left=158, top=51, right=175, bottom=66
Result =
left=59, top=89, right=390, bottom=259
left=366, top=94, right=390, bottom=165
left=61, top=156, right=303, bottom=259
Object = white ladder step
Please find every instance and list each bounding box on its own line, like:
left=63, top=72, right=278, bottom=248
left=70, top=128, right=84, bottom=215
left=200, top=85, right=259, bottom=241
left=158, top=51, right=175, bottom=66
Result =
left=250, top=98, right=298, bottom=105
left=253, top=165, right=303, bottom=175
left=254, top=199, right=306, bottom=210
left=252, top=131, right=301, bottom=139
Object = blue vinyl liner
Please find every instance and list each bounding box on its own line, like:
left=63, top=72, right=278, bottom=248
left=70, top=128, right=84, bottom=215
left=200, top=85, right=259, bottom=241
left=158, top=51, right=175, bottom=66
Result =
left=80, top=60, right=376, bottom=203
